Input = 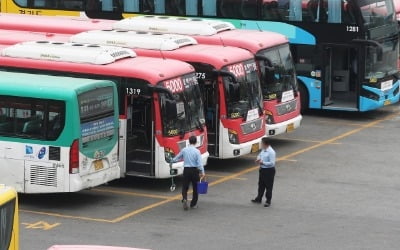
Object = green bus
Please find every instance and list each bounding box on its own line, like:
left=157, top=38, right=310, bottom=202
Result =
left=0, top=71, right=120, bottom=193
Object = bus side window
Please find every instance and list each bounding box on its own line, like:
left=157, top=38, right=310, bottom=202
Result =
left=165, top=0, right=185, bottom=15
left=219, top=0, right=243, bottom=18
left=262, top=0, right=289, bottom=21
left=241, top=0, right=257, bottom=19
left=202, top=0, right=217, bottom=16
left=123, top=0, right=139, bottom=12
left=141, top=0, right=155, bottom=13
left=47, top=103, right=65, bottom=140
left=14, top=0, right=28, bottom=7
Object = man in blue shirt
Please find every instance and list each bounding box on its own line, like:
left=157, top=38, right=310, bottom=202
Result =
left=252, top=137, right=276, bottom=207
left=172, top=136, right=205, bottom=210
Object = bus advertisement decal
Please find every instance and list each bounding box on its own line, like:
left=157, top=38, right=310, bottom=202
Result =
left=81, top=116, right=115, bottom=144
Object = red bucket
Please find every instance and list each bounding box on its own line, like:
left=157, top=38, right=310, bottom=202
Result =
left=197, top=178, right=208, bottom=195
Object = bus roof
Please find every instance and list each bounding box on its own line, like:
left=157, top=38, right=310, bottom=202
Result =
left=0, top=29, right=254, bottom=69
left=137, top=44, right=254, bottom=69
left=69, top=30, right=254, bottom=67
left=0, top=43, right=194, bottom=84
left=2, top=41, right=136, bottom=65
left=0, top=71, right=112, bottom=100
left=70, top=30, right=198, bottom=51
left=113, top=15, right=235, bottom=36
left=194, top=29, right=289, bottom=54
left=110, top=16, right=288, bottom=54
left=0, top=13, right=113, bottom=34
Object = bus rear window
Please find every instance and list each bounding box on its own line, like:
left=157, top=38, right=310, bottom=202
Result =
left=0, top=198, right=15, bottom=250
left=78, top=87, right=115, bottom=143
left=0, top=96, right=65, bottom=140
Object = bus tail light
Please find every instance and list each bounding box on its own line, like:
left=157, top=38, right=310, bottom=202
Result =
left=69, top=139, right=79, bottom=174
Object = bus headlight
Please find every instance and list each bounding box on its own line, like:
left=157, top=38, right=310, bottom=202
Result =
left=264, top=110, right=274, bottom=125
left=228, top=129, right=239, bottom=144
left=164, top=148, right=175, bottom=163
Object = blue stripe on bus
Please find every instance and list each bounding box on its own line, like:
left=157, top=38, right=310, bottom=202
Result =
left=240, top=21, right=316, bottom=45
left=359, top=81, right=400, bottom=111
left=297, top=76, right=321, bottom=109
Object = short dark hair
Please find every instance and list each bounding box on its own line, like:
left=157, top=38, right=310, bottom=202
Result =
left=261, top=137, right=270, bottom=146
left=189, top=136, right=197, bottom=145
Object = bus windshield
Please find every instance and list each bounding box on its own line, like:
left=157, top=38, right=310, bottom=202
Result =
left=360, top=0, right=395, bottom=28
left=258, top=45, right=297, bottom=101
left=365, top=37, right=399, bottom=79
left=160, top=73, right=205, bottom=137
left=223, top=60, right=263, bottom=120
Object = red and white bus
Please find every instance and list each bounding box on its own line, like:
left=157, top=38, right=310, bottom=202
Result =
left=0, top=29, right=265, bottom=159
left=0, top=14, right=301, bottom=137
left=0, top=40, right=209, bottom=178
left=113, top=16, right=302, bottom=136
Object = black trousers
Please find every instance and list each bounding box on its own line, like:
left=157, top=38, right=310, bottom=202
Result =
left=182, top=167, right=200, bottom=207
left=256, top=168, right=276, bottom=203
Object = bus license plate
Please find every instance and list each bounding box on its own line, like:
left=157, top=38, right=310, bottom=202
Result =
left=384, top=100, right=391, bottom=106
left=286, top=123, right=295, bottom=132
left=94, top=160, right=104, bottom=171
left=251, top=143, right=259, bottom=153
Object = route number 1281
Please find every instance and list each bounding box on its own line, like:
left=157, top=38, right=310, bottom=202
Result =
left=346, top=26, right=359, bottom=32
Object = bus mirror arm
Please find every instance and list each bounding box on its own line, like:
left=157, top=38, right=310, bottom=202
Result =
left=255, top=55, right=273, bottom=67
left=352, top=39, right=383, bottom=61
left=214, top=69, right=239, bottom=84
left=148, top=85, right=175, bottom=100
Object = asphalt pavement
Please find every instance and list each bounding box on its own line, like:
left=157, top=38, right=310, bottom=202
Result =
left=19, top=104, right=400, bottom=250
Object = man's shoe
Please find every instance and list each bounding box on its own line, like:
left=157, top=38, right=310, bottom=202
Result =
left=264, top=203, right=271, bottom=207
left=182, top=200, right=189, bottom=211
left=251, top=199, right=262, bottom=204
left=190, top=205, right=198, bottom=209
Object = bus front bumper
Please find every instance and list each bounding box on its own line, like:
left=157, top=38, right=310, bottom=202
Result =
left=266, top=115, right=302, bottom=137
left=69, top=166, right=121, bottom=192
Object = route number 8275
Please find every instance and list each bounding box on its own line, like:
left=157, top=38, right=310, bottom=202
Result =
left=346, top=26, right=359, bottom=32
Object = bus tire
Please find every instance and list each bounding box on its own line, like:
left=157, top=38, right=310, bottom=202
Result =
left=298, top=82, right=309, bottom=114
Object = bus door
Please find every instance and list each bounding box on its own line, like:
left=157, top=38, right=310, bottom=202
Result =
left=322, top=45, right=358, bottom=111
left=194, top=64, right=220, bottom=157
left=126, top=94, right=155, bottom=176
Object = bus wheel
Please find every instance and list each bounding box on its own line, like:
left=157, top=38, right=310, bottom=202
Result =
left=298, top=83, right=309, bottom=114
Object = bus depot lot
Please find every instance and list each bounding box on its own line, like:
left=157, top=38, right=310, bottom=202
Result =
left=20, top=105, right=400, bottom=250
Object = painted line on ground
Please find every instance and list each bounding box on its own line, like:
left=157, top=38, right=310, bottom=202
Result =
left=20, top=209, right=113, bottom=223
left=278, top=137, right=342, bottom=144
left=91, top=188, right=173, bottom=199
left=317, top=120, right=384, bottom=128
left=205, top=174, right=247, bottom=180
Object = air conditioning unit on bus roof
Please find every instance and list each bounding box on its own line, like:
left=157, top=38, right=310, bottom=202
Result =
left=70, top=30, right=198, bottom=51
left=1, top=41, right=136, bottom=65
left=113, top=15, right=235, bottom=36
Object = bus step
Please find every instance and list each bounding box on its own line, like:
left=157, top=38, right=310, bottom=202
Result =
left=126, top=159, right=152, bottom=174
left=125, top=171, right=152, bottom=177
left=127, top=148, right=152, bottom=161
